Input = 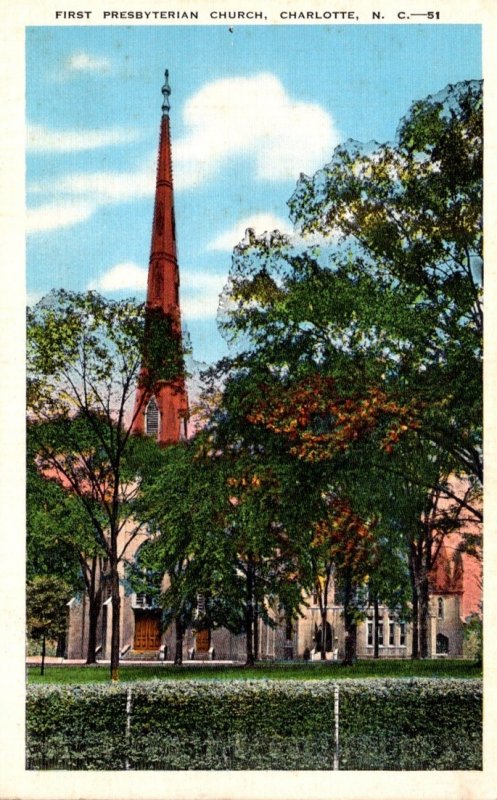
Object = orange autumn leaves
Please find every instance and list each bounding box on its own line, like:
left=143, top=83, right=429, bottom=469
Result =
left=247, top=375, right=419, bottom=461
left=313, top=497, right=376, bottom=573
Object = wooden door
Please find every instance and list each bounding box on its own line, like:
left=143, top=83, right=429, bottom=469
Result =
left=195, top=628, right=210, bottom=653
left=134, top=613, right=161, bottom=650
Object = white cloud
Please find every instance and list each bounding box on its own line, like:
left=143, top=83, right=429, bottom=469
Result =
left=27, top=201, right=96, bottom=234
left=181, top=272, right=227, bottom=319
left=174, top=73, right=339, bottom=189
left=30, top=157, right=155, bottom=202
left=53, top=161, right=155, bottom=203
left=182, top=295, right=221, bottom=320
left=27, top=74, right=337, bottom=236
left=88, top=262, right=148, bottom=292
left=27, top=124, right=140, bottom=153
left=207, top=213, right=292, bottom=252
left=67, top=52, right=111, bottom=73
left=27, top=158, right=156, bottom=234
left=87, top=262, right=227, bottom=320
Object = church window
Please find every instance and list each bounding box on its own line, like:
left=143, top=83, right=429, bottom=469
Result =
left=436, top=633, right=449, bottom=654
left=377, top=620, right=384, bottom=646
left=135, top=593, right=156, bottom=609
left=389, top=621, right=395, bottom=646
left=367, top=620, right=373, bottom=647
left=399, top=623, right=406, bottom=646
left=438, top=597, right=444, bottom=619
left=146, top=397, right=160, bottom=438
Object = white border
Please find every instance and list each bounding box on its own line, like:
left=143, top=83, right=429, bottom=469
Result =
left=1, top=1, right=495, bottom=798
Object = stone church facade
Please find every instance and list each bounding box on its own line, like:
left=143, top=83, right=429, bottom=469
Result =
left=66, top=522, right=470, bottom=662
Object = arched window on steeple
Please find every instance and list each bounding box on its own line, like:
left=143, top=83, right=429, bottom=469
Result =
left=438, top=597, right=444, bottom=619
left=146, top=397, right=160, bottom=438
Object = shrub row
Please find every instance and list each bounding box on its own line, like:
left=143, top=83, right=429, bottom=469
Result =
left=26, top=678, right=482, bottom=770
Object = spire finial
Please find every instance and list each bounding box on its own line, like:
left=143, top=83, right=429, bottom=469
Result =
left=161, top=69, right=171, bottom=116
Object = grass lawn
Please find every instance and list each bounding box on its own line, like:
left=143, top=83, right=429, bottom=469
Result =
left=27, top=658, right=481, bottom=684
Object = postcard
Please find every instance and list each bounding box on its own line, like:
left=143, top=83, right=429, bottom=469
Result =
left=1, top=0, right=496, bottom=798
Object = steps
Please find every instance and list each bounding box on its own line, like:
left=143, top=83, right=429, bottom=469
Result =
left=123, top=650, right=160, bottom=661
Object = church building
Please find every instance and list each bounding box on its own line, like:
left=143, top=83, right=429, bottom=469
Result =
left=66, top=72, right=480, bottom=663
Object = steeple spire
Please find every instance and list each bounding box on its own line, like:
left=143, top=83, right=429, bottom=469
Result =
left=161, top=69, right=171, bottom=117
left=131, top=70, right=188, bottom=444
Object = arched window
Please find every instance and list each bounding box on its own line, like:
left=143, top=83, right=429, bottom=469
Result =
left=438, top=597, right=444, bottom=619
left=146, top=397, right=160, bottom=438
left=436, top=633, right=449, bottom=654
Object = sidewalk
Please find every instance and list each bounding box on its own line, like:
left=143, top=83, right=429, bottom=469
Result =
left=26, top=656, right=237, bottom=667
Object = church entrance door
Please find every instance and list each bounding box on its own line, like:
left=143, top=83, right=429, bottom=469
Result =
left=195, top=628, right=210, bottom=654
left=134, top=611, right=161, bottom=651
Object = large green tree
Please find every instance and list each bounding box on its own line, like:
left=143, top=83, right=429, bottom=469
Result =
left=216, top=80, right=482, bottom=658
left=27, top=290, right=167, bottom=680
left=134, top=431, right=315, bottom=666
left=27, top=448, right=107, bottom=663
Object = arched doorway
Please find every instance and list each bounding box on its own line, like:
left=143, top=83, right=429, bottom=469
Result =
left=134, top=609, right=161, bottom=651
left=436, top=633, right=449, bottom=655
left=195, top=628, right=211, bottom=654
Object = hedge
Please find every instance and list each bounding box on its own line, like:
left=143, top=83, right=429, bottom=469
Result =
left=26, top=678, right=482, bottom=770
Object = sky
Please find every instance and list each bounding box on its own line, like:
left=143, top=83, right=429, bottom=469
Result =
left=26, top=24, right=481, bottom=364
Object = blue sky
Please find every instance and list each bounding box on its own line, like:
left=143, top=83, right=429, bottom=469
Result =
left=26, top=24, right=481, bottom=363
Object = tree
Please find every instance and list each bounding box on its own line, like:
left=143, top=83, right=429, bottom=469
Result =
left=133, top=440, right=235, bottom=665
left=215, top=80, right=482, bottom=658
left=27, top=290, right=169, bottom=680
left=27, top=461, right=105, bottom=663
left=311, top=498, right=374, bottom=662
left=222, top=81, right=482, bottom=500
left=26, top=575, right=71, bottom=675
left=288, top=80, right=482, bottom=499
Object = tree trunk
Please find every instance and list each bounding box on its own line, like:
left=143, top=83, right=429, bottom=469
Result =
left=409, top=546, right=419, bottom=659
left=344, top=614, right=357, bottom=666
left=86, top=590, right=101, bottom=665
left=373, top=595, right=380, bottom=659
left=110, top=552, right=120, bottom=682
left=318, top=569, right=331, bottom=660
left=320, top=607, right=328, bottom=660
left=40, top=634, right=46, bottom=676
left=56, top=632, right=66, bottom=658
left=419, top=572, right=430, bottom=658
left=253, top=602, right=259, bottom=663
left=174, top=617, right=183, bottom=665
left=342, top=576, right=357, bottom=666
left=245, top=555, right=255, bottom=667
left=86, top=557, right=102, bottom=665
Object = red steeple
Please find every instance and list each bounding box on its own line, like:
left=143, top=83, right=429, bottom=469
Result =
left=131, top=70, right=188, bottom=444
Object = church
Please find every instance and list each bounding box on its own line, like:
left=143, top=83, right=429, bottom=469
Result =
left=66, top=71, right=481, bottom=663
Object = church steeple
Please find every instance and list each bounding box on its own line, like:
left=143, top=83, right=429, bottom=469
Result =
left=131, top=70, right=188, bottom=444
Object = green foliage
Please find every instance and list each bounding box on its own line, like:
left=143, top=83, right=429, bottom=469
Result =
left=464, top=613, right=482, bottom=664
left=27, top=290, right=167, bottom=678
left=27, top=290, right=145, bottom=419
left=26, top=684, right=128, bottom=769
left=26, top=678, right=481, bottom=770
left=26, top=575, right=72, bottom=643
left=140, top=307, right=187, bottom=385
left=214, top=80, right=483, bottom=658
left=338, top=679, right=482, bottom=770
